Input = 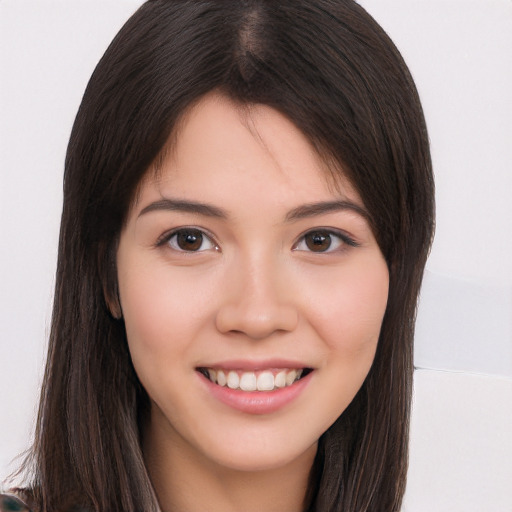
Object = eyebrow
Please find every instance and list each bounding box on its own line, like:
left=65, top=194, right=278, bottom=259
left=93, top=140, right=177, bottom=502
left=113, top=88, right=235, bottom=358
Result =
left=284, top=200, right=370, bottom=222
left=138, top=197, right=370, bottom=223
left=138, top=198, right=228, bottom=219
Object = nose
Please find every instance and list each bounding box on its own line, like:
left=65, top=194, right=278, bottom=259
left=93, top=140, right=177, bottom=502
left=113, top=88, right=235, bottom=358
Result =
left=215, top=255, right=299, bottom=340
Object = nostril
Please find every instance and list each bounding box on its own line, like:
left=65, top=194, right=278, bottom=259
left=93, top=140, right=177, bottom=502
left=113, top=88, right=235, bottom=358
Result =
left=215, top=302, right=299, bottom=339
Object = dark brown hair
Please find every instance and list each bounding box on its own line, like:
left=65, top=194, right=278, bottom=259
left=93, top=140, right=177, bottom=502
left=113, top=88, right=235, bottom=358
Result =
left=21, top=1, right=434, bottom=510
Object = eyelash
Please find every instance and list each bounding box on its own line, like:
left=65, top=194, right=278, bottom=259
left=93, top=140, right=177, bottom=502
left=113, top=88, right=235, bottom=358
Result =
left=156, top=227, right=219, bottom=253
left=292, top=229, right=359, bottom=254
left=156, top=227, right=359, bottom=254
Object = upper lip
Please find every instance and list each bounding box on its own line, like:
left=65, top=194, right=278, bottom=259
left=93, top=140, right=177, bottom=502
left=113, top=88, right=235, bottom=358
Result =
left=196, top=359, right=312, bottom=371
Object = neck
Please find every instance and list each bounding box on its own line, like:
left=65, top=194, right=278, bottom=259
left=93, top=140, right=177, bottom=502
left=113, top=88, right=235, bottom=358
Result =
left=143, top=414, right=317, bottom=512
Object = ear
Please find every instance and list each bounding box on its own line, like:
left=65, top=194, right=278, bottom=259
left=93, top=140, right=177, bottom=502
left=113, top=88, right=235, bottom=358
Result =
left=105, top=286, right=123, bottom=320
left=99, top=240, right=123, bottom=320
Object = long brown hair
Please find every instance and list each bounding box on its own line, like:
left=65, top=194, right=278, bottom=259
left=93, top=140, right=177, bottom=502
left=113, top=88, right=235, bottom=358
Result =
left=22, top=1, right=434, bottom=510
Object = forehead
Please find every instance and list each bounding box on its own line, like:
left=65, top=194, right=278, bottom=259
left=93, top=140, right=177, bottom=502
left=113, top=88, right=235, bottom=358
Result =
left=136, top=92, right=362, bottom=210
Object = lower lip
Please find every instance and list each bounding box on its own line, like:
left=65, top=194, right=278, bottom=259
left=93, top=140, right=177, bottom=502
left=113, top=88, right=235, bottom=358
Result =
left=200, top=371, right=313, bottom=415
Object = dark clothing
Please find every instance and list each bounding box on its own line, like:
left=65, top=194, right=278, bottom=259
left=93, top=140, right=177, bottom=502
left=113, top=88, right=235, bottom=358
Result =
left=0, top=494, right=31, bottom=512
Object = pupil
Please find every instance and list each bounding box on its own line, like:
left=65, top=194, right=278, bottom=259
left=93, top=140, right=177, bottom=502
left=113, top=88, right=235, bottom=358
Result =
left=306, top=232, right=331, bottom=252
left=177, top=230, right=203, bottom=251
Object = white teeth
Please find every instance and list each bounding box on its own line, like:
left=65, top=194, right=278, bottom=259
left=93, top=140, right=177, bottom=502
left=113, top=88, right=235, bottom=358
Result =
left=204, top=368, right=307, bottom=391
left=217, top=370, right=227, bottom=387
left=285, top=369, right=298, bottom=386
left=256, top=371, right=274, bottom=391
left=227, top=371, right=240, bottom=389
left=240, top=372, right=257, bottom=391
left=274, top=371, right=287, bottom=388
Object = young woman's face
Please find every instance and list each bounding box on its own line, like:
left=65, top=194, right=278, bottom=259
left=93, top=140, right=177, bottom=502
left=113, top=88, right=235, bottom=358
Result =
left=117, top=93, right=389, bottom=473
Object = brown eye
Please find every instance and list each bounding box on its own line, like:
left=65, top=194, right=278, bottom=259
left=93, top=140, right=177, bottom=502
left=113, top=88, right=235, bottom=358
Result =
left=304, top=231, right=332, bottom=252
left=167, top=229, right=216, bottom=252
left=293, top=229, right=357, bottom=253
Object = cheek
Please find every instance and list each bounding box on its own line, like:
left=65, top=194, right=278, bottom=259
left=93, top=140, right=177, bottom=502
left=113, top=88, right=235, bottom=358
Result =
left=117, top=264, right=220, bottom=413
left=118, top=262, right=238, bottom=418
left=118, top=262, right=217, bottom=364
left=304, top=257, right=389, bottom=430
left=304, top=255, right=389, bottom=356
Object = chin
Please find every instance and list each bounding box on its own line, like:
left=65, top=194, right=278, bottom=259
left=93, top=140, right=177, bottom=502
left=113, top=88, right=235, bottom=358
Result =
left=202, top=436, right=318, bottom=474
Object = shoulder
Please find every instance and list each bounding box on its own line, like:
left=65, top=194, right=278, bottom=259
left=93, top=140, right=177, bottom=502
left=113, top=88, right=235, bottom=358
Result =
left=0, top=493, right=32, bottom=511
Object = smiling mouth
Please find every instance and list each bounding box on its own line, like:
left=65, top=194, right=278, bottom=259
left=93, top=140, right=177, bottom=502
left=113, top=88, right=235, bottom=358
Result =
left=197, top=367, right=313, bottom=392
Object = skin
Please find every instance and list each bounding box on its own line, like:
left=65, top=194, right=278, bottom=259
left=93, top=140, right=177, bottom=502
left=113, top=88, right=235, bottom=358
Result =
left=116, top=92, right=389, bottom=512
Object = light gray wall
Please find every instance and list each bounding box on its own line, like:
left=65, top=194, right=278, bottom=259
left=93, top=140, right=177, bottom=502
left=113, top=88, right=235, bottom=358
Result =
left=1, top=1, right=511, bottom=509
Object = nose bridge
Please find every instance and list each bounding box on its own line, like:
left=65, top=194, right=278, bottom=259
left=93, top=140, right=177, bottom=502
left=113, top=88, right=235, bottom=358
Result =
left=215, top=249, right=298, bottom=339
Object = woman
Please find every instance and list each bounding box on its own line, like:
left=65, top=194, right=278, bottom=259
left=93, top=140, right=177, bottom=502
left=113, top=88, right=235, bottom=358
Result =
left=2, top=0, right=434, bottom=510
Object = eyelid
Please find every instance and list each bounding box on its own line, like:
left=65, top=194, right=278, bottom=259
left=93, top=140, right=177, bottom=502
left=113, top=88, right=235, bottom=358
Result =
left=292, top=228, right=359, bottom=253
left=155, top=226, right=220, bottom=252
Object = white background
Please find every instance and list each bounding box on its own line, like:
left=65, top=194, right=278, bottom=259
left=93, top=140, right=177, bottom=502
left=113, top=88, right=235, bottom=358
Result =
left=1, top=1, right=511, bottom=510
